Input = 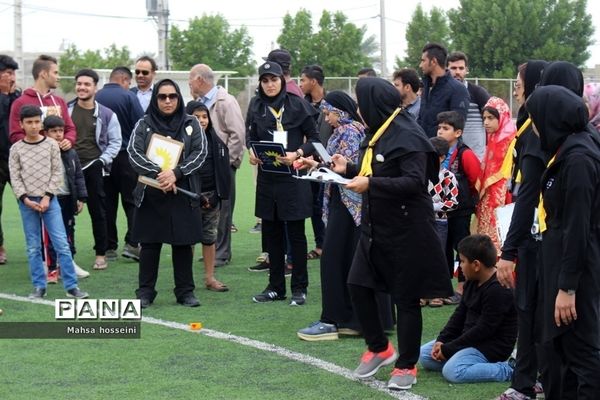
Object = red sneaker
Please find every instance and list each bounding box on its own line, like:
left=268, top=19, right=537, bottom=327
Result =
left=388, top=367, right=417, bottom=390
left=353, top=341, right=398, bottom=378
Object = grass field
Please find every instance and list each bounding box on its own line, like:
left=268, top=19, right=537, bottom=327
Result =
left=0, top=162, right=509, bottom=400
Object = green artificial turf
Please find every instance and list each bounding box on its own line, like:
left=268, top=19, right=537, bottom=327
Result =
left=0, top=162, right=509, bottom=400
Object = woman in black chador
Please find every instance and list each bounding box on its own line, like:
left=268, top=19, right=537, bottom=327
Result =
left=331, top=78, right=453, bottom=390
left=128, top=79, right=207, bottom=308
left=527, top=85, right=600, bottom=399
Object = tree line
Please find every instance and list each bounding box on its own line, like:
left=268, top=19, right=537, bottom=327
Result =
left=60, top=0, right=593, bottom=80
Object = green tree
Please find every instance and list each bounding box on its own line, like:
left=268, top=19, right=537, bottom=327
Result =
left=277, top=9, right=376, bottom=77
left=397, top=5, right=450, bottom=71
left=169, top=14, right=254, bottom=76
left=447, top=0, right=593, bottom=78
left=59, top=44, right=132, bottom=93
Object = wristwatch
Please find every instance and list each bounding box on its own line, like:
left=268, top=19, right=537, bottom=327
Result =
left=295, top=150, right=302, bottom=159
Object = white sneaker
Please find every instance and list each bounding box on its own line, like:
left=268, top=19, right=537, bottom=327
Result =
left=73, top=261, right=90, bottom=279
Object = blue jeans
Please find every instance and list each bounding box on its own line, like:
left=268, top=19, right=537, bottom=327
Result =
left=419, top=339, right=513, bottom=383
left=19, top=197, right=78, bottom=290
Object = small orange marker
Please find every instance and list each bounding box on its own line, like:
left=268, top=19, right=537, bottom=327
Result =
left=190, top=322, right=202, bottom=330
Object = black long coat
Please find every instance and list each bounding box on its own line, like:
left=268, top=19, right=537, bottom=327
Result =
left=528, top=85, right=600, bottom=345
left=248, top=93, right=319, bottom=221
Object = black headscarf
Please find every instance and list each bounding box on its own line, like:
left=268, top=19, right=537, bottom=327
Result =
left=323, top=90, right=362, bottom=124
left=523, top=60, right=548, bottom=99
left=539, top=61, right=584, bottom=97
left=186, top=100, right=213, bottom=132
left=256, top=63, right=287, bottom=111
left=146, top=79, right=187, bottom=138
left=527, top=85, right=590, bottom=154
left=355, top=77, right=438, bottom=182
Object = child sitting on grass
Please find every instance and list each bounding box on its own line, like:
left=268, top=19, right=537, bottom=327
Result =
left=419, top=234, right=517, bottom=383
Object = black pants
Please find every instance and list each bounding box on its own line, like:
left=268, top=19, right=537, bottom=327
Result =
left=47, top=195, right=76, bottom=268
left=105, top=151, right=137, bottom=250
left=263, top=218, right=307, bottom=296
left=0, top=158, right=9, bottom=247
left=310, top=182, right=325, bottom=249
left=135, top=243, right=195, bottom=301
left=547, top=330, right=600, bottom=400
left=446, top=215, right=471, bottom=282
left=83, top=161, right=108, bottom=255
left=215, top=166, right=236, bottom=262
left=349, top=283, right=421, bottom=369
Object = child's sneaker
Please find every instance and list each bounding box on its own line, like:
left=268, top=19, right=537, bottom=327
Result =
left=66, top=287, right=89, bottom=299
left=28, top=287, right=46, bottom=299
left=252, top=289, right=286, bottom=303
left=388, top=367, right=417, bottom=390
left=353, top=341, right=398, bottom=378
left=47, top=268, right=59, bottom=284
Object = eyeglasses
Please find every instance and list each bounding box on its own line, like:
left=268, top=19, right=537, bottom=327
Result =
left=157, top=93, right=178, bottom=101
left=135, top=69, right=151, bottom=76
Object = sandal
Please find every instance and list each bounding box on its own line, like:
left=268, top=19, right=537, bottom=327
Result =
left=206, top=279, right=229, bottom=292
left=429, top=298, right=444, bottom=308
left=307, top=249, right=321, bottom=260
left=93, top=260, right=108, bottom=270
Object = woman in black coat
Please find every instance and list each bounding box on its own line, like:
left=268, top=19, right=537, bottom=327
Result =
left=248, top=62, right=319, bottom=305
left=527, top=85, right=600, bottom=399
left=128, top=79, right=208, bottom=308
left=331, top=78, right=453, bottom=390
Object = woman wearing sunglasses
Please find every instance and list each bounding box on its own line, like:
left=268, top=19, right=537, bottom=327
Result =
left=128, top=79, right=208, bottom=309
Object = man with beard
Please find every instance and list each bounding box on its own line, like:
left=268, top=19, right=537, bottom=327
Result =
left=393, top=68, right=421, bottom=119
left=131, top=55, right=157, bottom=111
left=68, top=69, right=121, bottom=271
left=418, top=43, right=469, bottom=138
left=447, top=52, right=490, bottom=161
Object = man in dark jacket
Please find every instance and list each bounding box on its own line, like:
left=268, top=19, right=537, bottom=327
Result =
left=96, top=67, right=145, bottom=262
left=418, top=43, right=469, bottom=138
left=0, top=54, right=19, bottom=264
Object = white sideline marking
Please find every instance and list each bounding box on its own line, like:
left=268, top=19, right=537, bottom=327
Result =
left=0, top=293, right=426, bottom=400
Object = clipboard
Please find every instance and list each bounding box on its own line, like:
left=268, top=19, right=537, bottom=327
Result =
left=250, top=141, right=292, bottom=174
left=312, top=142, right=332, bottom=165
left=138, top=133, right=184, bottom=189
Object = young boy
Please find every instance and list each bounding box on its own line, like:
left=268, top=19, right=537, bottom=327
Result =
left=43, top=115, right=89, bottom=282
left=185, top=100, right=231, bottom=292
left=418, top=234, right=517, bottom=383
left=425, top=136, right=459, bottom=307
left=437, top=111, right=481, bottom=304
left=8, top=105, right=88, bottom=299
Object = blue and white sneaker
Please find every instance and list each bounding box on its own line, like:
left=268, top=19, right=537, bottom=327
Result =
left=297, top=321, right=338, bottom=341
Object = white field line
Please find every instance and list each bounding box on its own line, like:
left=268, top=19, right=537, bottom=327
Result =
left=0, top=292, right=427, bottom=400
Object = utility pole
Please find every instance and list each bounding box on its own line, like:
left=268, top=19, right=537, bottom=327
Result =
left=147, top=0, right=169, bottom=70
left=14, top=0, right=24, bottom=87
left=380, top=0, right=387, bottom=78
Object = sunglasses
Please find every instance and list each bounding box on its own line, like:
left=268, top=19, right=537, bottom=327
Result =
left=135, top=69, right=151, bottom=76
left=157, top=93, right=178, bottom=101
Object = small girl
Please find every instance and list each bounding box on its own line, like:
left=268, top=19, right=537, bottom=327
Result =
left=475, top=97, right=516, bottom=252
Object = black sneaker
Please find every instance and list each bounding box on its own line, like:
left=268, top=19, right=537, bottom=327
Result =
left=248, top=261, right=270, bottom=272
left=252, top=289, right=286, bottom=303
left=28, top=287, right=46, bottom=299
left=66, top=287, right=89, bottom=299
left=177, top=295, right=200, bottom=307
left=139, top=297, right=152, bottom=309
left=289, top=291, right=306, bottom=306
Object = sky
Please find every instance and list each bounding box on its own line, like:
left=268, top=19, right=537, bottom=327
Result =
left=1, top=0, right=599, bottom=74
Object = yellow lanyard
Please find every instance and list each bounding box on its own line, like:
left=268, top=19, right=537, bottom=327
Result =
left=268, top=106, right=285, bottom=132
left=500, top=118, right=531, bottom=182
left=538, top=154, right=557, bottom=233
left=358, top=108, right=401, bottom=177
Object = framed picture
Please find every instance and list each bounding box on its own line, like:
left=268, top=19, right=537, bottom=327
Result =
left=138, top=133, right=184, bottom=189
left=250, top=141, right=292, bottom=175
